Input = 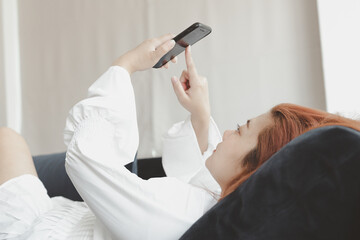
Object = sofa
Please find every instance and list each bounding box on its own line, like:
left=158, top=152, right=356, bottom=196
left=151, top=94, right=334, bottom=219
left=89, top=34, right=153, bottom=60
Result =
left=33, top=126, right=360, bottom=239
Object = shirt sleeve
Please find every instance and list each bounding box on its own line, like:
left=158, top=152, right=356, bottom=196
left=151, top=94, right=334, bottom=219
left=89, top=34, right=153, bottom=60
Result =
left=162, top=116, right=223, bottom=194
left=64, top=66, right=213, bottom=240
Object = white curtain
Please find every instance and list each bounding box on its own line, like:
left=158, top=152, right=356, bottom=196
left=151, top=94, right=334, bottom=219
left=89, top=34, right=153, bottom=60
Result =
left=317, top=0, right=360, bottom=118
left=2, top=0, right=325, bottom=157
left=0, top=1, right=5, bottom=127
left=1, top=0, right=22, bottom=132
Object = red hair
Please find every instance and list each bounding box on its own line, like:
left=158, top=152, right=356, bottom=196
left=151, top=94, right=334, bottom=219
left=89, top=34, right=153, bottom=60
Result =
left=220, top=103, right=360, bottom=199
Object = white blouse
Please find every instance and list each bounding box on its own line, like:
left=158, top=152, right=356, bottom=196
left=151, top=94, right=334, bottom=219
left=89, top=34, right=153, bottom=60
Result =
left=63, top=66, right=223, bottom=239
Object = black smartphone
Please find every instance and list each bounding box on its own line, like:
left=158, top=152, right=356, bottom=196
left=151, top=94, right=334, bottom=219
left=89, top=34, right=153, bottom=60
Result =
left=153, top=22, right=212, bottom=68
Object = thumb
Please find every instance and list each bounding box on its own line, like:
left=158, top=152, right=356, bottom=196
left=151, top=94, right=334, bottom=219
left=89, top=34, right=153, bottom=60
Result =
left=171, top=76, right=189, bottom=103
left=154, top=40, right=175, bottom=59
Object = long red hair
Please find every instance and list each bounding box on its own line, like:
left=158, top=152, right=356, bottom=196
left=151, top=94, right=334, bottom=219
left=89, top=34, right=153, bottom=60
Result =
left=220, top=103, right=360, bottom=199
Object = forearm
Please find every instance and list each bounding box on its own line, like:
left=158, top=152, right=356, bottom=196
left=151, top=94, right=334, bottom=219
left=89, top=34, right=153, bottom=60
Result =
left=191, top=114, right=210, bottom=154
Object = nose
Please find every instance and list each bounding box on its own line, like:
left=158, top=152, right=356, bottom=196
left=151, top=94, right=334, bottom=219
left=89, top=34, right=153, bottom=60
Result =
left=222, top=130, right=233, bottom=140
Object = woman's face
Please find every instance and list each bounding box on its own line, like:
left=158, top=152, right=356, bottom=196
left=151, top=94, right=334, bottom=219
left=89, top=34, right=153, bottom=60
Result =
left=206, top=112, right=273, bottom=189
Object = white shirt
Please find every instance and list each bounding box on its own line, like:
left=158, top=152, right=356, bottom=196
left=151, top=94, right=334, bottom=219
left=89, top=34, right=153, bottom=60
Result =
left=63, top=66, right=222, bottom=239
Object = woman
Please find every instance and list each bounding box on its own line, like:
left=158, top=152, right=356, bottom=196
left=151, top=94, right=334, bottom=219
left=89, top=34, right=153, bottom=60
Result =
left=0, top=34, right=359, bottom=240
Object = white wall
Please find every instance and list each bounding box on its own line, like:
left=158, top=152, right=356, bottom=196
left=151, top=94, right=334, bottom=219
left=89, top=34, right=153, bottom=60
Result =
left=3, top=0, right=325, bottom=157
left=317, top=0, right=360, bottom=118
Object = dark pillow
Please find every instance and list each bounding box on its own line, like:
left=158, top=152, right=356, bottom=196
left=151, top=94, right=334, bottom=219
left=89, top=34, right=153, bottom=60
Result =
left=180, top=126, right=360, bottom=240
left=33, top=152, right=83, bottom=201
left=33, top=153, right=165, bottom=201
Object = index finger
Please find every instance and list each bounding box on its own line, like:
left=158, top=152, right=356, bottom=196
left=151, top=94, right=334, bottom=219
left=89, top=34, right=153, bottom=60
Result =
left=185, top=46, right=198, bottom=76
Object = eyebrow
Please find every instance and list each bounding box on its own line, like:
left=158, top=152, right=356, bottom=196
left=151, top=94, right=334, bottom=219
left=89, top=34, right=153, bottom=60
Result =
left=247, top=119, right=251, bottom=128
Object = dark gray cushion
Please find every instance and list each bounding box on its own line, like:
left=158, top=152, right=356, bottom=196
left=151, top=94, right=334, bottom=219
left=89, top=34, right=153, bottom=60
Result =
left=33, top=153, right=165, bottom=201
left=33, top=152, right=83, bottom=201
left=180, top=126, right=360, bottom=240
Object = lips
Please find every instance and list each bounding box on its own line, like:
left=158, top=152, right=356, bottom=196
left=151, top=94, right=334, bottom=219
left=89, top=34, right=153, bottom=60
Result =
left=213, top=143, right=220, bottom=153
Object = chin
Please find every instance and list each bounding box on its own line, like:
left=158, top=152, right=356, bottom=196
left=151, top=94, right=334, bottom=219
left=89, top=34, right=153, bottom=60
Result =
left=205, top=156, right=211, bottom=170
left=205, top=156, right=217, bottom=178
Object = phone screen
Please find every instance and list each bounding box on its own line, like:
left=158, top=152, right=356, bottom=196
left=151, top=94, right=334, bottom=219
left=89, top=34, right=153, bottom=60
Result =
left=153, top=23, right=212, bottom=68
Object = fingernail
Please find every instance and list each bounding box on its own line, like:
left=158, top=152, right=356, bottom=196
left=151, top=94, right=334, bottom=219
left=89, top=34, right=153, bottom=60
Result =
left=171, top=76, right=177, bottom=83
left=188, top=45, right=191, bottom=52
left=169, top=40, right=175, bottom=46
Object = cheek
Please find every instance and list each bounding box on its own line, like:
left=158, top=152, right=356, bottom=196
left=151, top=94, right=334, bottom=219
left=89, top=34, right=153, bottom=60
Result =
left=225, top=144, right=245, bottom=161
left=220, top=148, right=246, bottom=177
left=206, top=152, right=236, bottom=182
left=208, top=146, right=238, bottom=172
left=232, top=140, right=255, bottom=161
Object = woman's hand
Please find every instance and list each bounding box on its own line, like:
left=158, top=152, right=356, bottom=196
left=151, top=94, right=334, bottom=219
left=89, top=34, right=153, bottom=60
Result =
left=113, top=33, right=177, bottom=74
left=171, top=46, right=210, bottom=121
left=171, top=46, right=210, bottom=153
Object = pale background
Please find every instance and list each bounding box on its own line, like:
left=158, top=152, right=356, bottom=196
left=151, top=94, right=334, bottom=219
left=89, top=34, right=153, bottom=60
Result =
left=0, top=2, right=5, bottom=126
left=1, top=0, right=357, bottom=158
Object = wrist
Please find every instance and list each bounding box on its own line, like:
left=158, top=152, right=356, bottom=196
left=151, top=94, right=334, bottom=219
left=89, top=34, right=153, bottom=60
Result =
left=191, top=113, right=210, bottom=126
left=191, top=108, right=210, bottom=122
left=191, top=113, right=210, bottom=154
left=113, top=54, right=135, bottom=75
